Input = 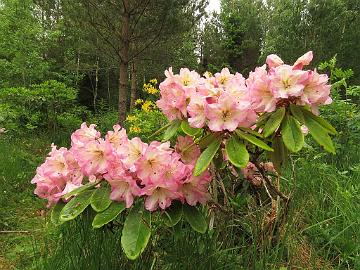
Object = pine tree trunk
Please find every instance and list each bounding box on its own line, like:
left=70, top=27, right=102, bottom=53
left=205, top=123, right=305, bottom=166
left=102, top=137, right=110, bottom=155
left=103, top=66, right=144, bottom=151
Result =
left=94, top=56, right=99, bottom=112
left=130, top=61, right=137, bottom=111
left=118, top=0, right=130, bottom=124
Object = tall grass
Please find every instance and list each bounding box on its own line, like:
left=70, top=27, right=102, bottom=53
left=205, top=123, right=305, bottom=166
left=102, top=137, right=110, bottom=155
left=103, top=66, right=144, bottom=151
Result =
left=0, top=134, right=51, bottom=269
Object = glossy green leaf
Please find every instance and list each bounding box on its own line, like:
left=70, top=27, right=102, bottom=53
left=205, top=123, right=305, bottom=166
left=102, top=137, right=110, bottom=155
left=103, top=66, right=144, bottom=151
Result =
left=194, top=137, right=221, bottom=176
left=91, top=185, right=112, bottom=212
left=238, top=126, right=264, bottom=138
left=236, top=130, right=273, bottom=152
left=59, top=190, right=93, bottom=222
left=181, top=121, right=201, bottom=136
left=256, top=112, right=271, bottom=127
left=303, top=112, right=336, bottom=154
left=62, top=181, right=98, bottom=199
left=225, top=135, right=249, bottom=168
left=51, top=201, right=65, bottom=226
left=150, top=122, right=171, bottom=138
left=269, top=136, right=288, bottom=173
left=198, top=133, right=219, bottom=150
left=301, top=109, right=337, bottom=135
left=162, top=119, right=181, bottom=141
left=281, top=115, right=304, bottom=152
left=183, top=204, right=207, bottom=234
left=263, top=107, right=286, bottom=137
left=121, top=204, right=151, bottom=260
left=163, top=201, right=183, bottom=227
left=289, top=104, right=305, bottom=124
left=92, top=202, right=126, bottom=229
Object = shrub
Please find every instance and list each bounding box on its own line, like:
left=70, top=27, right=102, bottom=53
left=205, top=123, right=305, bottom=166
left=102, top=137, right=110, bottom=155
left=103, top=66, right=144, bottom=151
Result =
left=0, top=80, right=89, bottom=134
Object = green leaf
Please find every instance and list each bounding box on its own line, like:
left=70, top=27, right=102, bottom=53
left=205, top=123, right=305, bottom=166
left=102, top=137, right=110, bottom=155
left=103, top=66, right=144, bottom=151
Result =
left=163, top=201, right=183, bottom=227
left=181, top=121, right=201, bottom=136
left=150, top=122, right=171, bottom=138
left=269, top=136, right=288, bottom=173
left=238, top=126, right=264, bottom=138
left=198, top=133, right=219, bottom=150
left=289, top=104, right=305, bottom=124
left=301, top=109, right=337, bottom=135
left=183, top=204, right=207, bottom=234
left=59, top=190, right=94, bottom=222
left=225, top=135, right=249, bottom=168
left=92, top=202, right=126, bottom=229
left=194, top=136, right=221, bottom=176
left=91, top=185, right=112, bottom=212
left=303, top=112, right=336, bottom=154
left=263, top=107, right=286, bottom=137
left=162, top=119, right=181, bottom=141
left=256, top=112, right=271, bottom=127
left=281, top=115, right=304, bottom=152
left=121, top=204, right=151, bottom=260
left=236, top=130, right=273, bottom=152
left=51, top=201, right=66, bottom=226
left=62, top=181, right=98, bottom=199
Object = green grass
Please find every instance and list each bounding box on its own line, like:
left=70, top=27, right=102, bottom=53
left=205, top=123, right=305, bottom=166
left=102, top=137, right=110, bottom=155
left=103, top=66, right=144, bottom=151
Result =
left=0, top=131, right=359, bottom=269
left=0, top=134, right=52, bottom=269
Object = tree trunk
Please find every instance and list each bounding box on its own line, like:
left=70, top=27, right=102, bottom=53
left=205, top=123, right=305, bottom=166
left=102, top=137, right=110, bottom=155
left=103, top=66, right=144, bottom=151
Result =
left=118, top=0, right=130, bottom=124
left=130, top=61, right=137, bottom=111
left=94, top=56, right=99, bottom=112
left=107, top=69, right=111, bottom=109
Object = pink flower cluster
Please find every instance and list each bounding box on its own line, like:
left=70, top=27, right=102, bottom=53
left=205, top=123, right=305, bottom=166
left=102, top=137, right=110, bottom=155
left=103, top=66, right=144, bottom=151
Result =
left=157, top=51, right=331, bottom=130
left=31, top=144, right=83, bottom=207
left=32, top=123, right=211, bottom=211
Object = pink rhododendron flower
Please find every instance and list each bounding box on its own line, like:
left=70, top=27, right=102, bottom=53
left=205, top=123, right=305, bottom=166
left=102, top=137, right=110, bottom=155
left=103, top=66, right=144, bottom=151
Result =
left=187, top=94, right=207, bottom=128
left=270, top=65, right=307, bottom=99
left=143, top=184, right=179, bottom=211
left=135, top=144, right=170, bottom=183
left=156, top=83, right=187, bottom=121
left=32, top=169, right=66, bottom=207
left=266, top=54, right=284, bottom=69
left=178, top=169, right=211, bottom=206
left=206, top=93, right=246, bottom=131
left=71, top=122, right=101, bottom=148
left=105, top=124, right=127, bottom=152
left=31, top=145, right=83, bottom=207
left=293, top=51, right=313, bottom=70
left=40, top=144, right=70, bottom=180
left=299, top=70, right=332, bottom=107
left=72, top=139, right=109, bottom=176
left=119, top=137, right=148, bottom=170
left=104, top=162, right=142, bottom=208
left=215, top=67, right=234, bottom=86
left=176, top=68, right=200, bottom=87
left=247, top=65, right=277, bottom=112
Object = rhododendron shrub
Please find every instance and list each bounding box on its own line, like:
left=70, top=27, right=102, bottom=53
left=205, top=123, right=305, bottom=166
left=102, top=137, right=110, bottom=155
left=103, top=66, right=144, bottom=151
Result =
left=32, top=51, right=337, bottom=260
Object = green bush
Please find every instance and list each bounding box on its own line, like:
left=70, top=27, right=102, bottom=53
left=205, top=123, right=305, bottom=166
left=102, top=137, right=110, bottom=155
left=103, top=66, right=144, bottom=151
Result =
left=0, top=80, right=89, bottom=134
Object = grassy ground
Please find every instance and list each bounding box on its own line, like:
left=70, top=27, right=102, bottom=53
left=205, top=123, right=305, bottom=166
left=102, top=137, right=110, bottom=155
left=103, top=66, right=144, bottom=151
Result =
left=0, top=134, right=52, bottom=270
left=0, top=132, right=359, bottom=269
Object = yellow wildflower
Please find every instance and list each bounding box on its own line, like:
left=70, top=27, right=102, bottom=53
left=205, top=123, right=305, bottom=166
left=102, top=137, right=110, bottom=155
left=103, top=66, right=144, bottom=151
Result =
left=126, top=115, right=137, bottom=122
left=141, top=100, right=155, bottom=112
left=149, top=78, right=158, bottom=84
left=130, top=126, right=141, bottom=133
left=135, top=99, right=144, bottom=105
left=147, top=86, right=158, bottom=95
